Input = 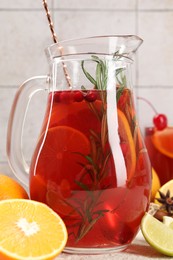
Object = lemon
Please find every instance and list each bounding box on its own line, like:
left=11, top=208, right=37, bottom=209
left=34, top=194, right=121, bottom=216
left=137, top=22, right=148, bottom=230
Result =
left=141, top=212, right=173, bottom=256
left=151, top=168, right=161, bottom=202
left=154, top=179, right=173, bottom=205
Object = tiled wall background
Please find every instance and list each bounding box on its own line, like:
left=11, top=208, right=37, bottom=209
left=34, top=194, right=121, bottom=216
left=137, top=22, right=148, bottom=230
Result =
left=0, top=0, right=173, bottom=184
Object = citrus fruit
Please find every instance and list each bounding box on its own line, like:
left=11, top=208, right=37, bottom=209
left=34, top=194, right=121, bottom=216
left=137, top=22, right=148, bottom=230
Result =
left=117, top=109, right=136, bottom=180
left=46, top=187, right=78, bottom=217
left=151, top=168, right=161, bottom=202
left=47, top=92, right=136, bottom=181
left=154, top=179, right=173, bottom=205
left=0, top=174, right=28, bottom=200
left=141, top=212, right=173, bottom=256
left=163, top=216, right=173, bottom=228
left=32, top=125, right=90, bottom=184
left=49, top=99, right=102, bottom=138
left=30, top=125, right=90, bottom=212
left=151, top=127, right=173, bottom=158
left=0, top=199, right=67, bottom=260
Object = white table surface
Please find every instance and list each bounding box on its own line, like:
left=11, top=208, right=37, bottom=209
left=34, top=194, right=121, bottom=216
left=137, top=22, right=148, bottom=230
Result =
left=57, top=231, right=169, bottom=260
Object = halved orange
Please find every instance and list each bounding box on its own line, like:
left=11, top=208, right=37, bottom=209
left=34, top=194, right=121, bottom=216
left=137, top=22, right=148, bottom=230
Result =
left=117, top=109, right=136, bottom=181
left=151, top=127, right=173, bottom=158
left=0, top=199, right=67, bottom=260
left=0, top=174, right=29, bottom=200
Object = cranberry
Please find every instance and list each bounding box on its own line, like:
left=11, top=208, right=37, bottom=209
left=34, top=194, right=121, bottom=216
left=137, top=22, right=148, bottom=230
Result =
left=153, top=114, right=167, bottom=130
left=85, top=90, right=97, bottom=102
left=73, top=91, right=84, bottom=102
left=59, top=91, right=73, bottom=103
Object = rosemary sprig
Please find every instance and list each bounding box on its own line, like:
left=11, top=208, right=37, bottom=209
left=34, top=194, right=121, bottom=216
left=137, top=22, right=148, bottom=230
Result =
left=81, top=55, right=108, bottom=90
left=81, top=54, right=127, bottom=98
left=81, top=61, right=96, bottom=86
left=76, top=209, right=109, bottom=242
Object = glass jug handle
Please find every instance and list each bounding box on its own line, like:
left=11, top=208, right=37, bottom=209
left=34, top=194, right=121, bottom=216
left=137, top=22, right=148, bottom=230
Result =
left=7, top=75, right=49, bottom=186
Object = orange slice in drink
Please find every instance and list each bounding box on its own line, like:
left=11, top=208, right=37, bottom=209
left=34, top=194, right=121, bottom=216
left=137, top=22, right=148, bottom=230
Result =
left=30, top=176, right=77, bottom=217
left=34, top=125, right=90, bottom=185
left=151, top=127, right=173, bottom=158
left=117, top=109, right=136, bottom=181
left=46, top=187, right=77, bottom=217
left=0, top=199, right=67, bottom=260
left=31, top=126, right=90, bottom=214
left=30, top=126, right=90, bottom=214
left=49, top=100, right=102, bottom=137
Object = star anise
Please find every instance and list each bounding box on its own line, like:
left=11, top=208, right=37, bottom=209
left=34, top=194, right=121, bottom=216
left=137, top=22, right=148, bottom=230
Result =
left=156, top=190, right=173, bottom=214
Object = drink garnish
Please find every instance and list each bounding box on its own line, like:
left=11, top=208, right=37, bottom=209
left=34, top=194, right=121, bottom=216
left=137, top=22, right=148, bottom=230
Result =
left=137, top=96, right=167, bottom=130
left=153, top=180, right=173, bottom=221
left=156, top=190, right=173, bottom=214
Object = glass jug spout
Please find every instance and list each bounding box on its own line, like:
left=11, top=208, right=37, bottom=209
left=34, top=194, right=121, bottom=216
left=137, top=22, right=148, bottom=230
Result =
left=45, top=35, right=143, bottom=62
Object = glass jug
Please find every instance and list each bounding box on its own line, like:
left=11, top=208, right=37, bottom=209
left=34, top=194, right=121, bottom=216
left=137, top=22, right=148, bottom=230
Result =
left=7, top=35, right=151, bottom=254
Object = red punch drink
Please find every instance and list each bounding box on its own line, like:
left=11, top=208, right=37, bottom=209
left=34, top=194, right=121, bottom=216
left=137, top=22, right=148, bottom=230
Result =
left=30, top=88, right=151, bottom=250
left=145, top=126, right=173, bottom=186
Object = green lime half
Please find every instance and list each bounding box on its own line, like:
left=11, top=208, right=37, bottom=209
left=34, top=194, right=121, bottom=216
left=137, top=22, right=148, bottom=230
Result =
left=163, top=216, right=173, bottom=229
left=141, top=212, right=173, bottom=256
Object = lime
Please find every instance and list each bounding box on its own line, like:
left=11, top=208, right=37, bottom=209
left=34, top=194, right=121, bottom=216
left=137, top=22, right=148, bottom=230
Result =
left=141, top=212, right=173, bottom=256
left=163, top=216, right=173, bottom=229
